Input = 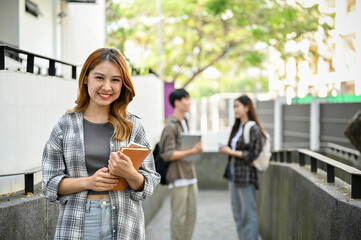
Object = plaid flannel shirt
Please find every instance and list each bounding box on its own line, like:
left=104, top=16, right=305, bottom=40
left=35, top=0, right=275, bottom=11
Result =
left=223, top=123, right=263, bottom=189
left=42, top=111, right=160, bottom=240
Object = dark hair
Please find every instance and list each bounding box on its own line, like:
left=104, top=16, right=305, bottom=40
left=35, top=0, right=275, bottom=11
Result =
left=228, top=95, right=266, bottom=145
left=169, top=88, right=189, bottom=108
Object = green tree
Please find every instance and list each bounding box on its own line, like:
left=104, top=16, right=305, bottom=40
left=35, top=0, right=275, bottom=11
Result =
left=107, top=0, right=330, bottom=89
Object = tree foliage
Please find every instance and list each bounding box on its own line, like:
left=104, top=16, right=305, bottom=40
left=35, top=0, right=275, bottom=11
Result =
left=107, top=0, right=330, bottom=89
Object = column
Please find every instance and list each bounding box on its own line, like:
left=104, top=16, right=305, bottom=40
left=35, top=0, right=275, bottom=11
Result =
left=310, top=99, right=322, bottom=151
left=274, top=96, right=286, bottom=151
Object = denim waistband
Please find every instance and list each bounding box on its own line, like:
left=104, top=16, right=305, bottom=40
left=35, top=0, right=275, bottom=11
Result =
left=85, top=198, right=110, bottom=211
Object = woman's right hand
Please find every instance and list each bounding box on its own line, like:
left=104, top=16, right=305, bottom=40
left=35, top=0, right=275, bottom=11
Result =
left=87, top=167, right=119, bottom=191
left=219, top=145, right=232, bottom=155
left=192, top=141, right=203, bottom=154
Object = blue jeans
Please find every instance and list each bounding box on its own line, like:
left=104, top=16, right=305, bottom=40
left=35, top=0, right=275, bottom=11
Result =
left=83, top=198, right=112, bottom=240
left=229, top=162, right=258, bottom=240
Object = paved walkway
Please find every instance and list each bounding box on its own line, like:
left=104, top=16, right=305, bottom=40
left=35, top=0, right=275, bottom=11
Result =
left=145, top=190, right=238, bottom=240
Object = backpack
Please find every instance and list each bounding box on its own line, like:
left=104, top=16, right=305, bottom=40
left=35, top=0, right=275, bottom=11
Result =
left=243, top=121, right=271, bottom=172
left=153, top=143, right=170, bottom=185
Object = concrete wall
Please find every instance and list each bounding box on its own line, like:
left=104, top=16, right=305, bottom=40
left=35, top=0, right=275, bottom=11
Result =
left=143, top=185, right=169, bottom=225
left=257, top=162, right=361, bottom=240
left=0, top=185, right=168, bottom=239
left=0, top=188, right=59, bottom=240
left=196, top=153, right=361, bottom=240
left=196, top=152, right=228, bottom=189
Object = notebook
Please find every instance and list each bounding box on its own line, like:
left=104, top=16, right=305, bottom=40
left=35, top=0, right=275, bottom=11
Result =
left=109, top=141, right=151, bottom=191
left=180, top=134, right=202, bottom=162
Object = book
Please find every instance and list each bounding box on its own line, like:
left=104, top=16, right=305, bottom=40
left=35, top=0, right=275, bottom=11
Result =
left=109, top=141, right=151, bottom=191
left=180, top=134, right=202, bottom=162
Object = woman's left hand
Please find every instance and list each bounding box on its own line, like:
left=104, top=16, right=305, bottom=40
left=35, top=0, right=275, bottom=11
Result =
left=108, top=151, right=137, bottom=179
left=219, top=145, right=232, bottom=155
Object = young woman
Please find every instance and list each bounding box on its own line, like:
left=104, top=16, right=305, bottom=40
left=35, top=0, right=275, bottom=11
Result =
left=42, top=48, right=160, bottom=240
left=219, top=95, right=266, bottom=240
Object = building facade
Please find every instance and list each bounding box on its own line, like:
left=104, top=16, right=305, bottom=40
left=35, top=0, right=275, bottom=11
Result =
left=268, top=0, right=361, bottom=102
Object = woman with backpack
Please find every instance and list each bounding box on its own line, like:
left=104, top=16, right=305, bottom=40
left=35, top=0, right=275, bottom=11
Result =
left=218, top=95, right=266, bottom=240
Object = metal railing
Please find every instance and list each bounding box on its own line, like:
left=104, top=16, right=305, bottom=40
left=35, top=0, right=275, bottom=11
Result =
left=272, top=149, right=361, bottom=198
left=0, top=167, right=41, bottom=193
left=323, top=142, right=360, bottom=160
left=0, top=44, right=77, bottom=79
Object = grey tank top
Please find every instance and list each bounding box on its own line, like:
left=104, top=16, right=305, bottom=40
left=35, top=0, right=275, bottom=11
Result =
left=83, top=118, right=114, bottom=195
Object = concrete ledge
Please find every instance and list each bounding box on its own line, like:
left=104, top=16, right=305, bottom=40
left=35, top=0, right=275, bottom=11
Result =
left=257, top=162, right=361, bottom=240
left=196, top=153, right=361, bottom=239
left=0, top=185, right=168, bottom=240
left=196, top=152, right=228, bottom=189
left=0, top=187, right=55, bottom=240
left=143, top=185, right=169, bottom=226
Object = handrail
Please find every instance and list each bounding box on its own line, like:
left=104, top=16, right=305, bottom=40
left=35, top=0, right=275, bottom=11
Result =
left=272, top=149, right=361, bottom=198
left=0, top=44, right=77, bottom=79
left=0, top=166, right=41, bottom=194
left=322, top=142, right=360, bottom=160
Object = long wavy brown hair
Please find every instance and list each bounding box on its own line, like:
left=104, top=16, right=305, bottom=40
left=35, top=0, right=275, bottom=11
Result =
left=69, top=48, right=135, bottom=141
left=228, top=95, right=266, bottom=146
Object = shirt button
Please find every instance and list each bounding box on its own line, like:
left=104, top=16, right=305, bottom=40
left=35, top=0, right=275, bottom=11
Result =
left=113, top=230, right=116, bottom=233
left=112, top=206, right=116, bottom=210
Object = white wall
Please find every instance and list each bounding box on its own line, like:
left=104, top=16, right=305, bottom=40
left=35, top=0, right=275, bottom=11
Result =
left=63, top=0, right=106, bottom=65
left=0, top=71, right=77, bottom=194
left=128, top=74, right=164, bottom=148
left=19, top=0, right=56, bottom=57
left=0, top=72, right=164, bottom=194
left=0, top=0, right=116, bottom=195
left=0, top=0, right=19, bottom=46
left=1, top=0, right=106, bottom=72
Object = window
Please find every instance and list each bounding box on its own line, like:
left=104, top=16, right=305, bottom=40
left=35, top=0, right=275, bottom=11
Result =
left=25, top=0, right=41, bottom=17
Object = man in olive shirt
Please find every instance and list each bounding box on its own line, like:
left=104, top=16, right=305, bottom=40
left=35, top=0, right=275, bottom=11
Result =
left=159, top=88, right=203, bottom=240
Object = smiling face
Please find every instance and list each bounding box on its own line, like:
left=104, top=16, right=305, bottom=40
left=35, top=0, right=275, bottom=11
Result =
left=234, top=99, right=249, bottom=119
left=84, top=61, right=122, bottom=110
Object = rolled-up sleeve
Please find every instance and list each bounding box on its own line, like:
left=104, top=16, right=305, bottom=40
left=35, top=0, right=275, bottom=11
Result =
left=131, top=163, right=160, bottom=201
left=129, top=120, right=160, bottom=201
left=42, top=122, right=69, bottom=203
left=241, top=125, right=263, bottom=164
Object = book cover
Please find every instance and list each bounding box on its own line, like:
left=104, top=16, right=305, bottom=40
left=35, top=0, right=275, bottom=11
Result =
left=180, top=134, right=202, bottom=162
left=109, top=142, right=151, bottom=191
